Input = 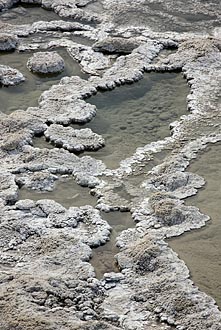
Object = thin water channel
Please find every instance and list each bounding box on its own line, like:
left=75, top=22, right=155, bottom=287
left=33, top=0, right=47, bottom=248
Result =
left=0, top=48, right=88, bottom=113
left=169, top=143, right=221, bottom=308
left=91, top=211, right=135, bottom=279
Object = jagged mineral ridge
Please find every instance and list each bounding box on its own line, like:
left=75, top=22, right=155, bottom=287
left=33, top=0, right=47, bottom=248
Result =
left=0, top=0, right=221, bottom=329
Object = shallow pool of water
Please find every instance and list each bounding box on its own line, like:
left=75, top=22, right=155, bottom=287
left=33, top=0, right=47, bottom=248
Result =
left=169, top=143, right=221, bottom=308
left=77, top=72, right=188, bottom=169
left=19, top=175, right=96, bottom=208
left=90, top=211, right=135, bottom=279
left=32, top=136, right=55, bottom=149
left=0, top=3, right=60, bottom=24
left=0, top=48, right=87, bottom=113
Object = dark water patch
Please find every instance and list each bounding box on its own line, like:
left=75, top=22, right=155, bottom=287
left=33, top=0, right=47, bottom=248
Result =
left=0, top=48, right=87, bottom=114
left=32, top=136, right=55, bottom=150
left=69, top=33, right=95, bottom=46
left=0, top=2, right=97, bottom=28
left=169, top=143, right=221, bottom=308
left=0, top=3, right=60, bottom=24
left=74, top=72, right=188, bottom=169
left=90, top=211, right=135, bottom=279
left=19, top=175, right=97, bottom=208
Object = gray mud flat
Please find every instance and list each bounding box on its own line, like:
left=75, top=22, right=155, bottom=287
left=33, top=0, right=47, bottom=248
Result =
left=169, top=143, right=221, bottom=308
left=32, top=136, right=55, bottom=149
left=0, top=48, right=87, bottom=113
left=80, top=72, right=188, bottom=168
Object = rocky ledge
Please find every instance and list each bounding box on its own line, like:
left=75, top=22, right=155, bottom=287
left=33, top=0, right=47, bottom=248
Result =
left=0, top=64, right=25, bottom=86
left=27, top=51, right=65, bottom=74
left=44, top=124, right=105, bottom=152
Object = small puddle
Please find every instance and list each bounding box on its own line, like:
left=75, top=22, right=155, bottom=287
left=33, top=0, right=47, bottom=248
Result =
left=74, top=72, right=188, bottom=169
left=0, top=3, right=60, bottom=24
left=32, top=136, right=55, bottom=149
left=90, top=211, right=135, bottom=279
left=169, top=143, right=221, bottom=308
left=0, top=48, right=88, bottom=113
left=69, top=33, right=94, bottom=46
left=19, top=175, right=96, bottom=208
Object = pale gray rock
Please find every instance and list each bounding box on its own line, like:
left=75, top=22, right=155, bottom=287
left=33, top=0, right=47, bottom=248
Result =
left=27, top=51, right=65, bottom=74
left=144, top=170, right=205, bottom=199
left=0, top=33, right=18, bottom=50
left=141, top=192, right=210, bottom=237
left=27, top=76, right=97, bottom=125
left=112, top=231, right=221, bottom=330
left=31, top=20, right=92, bottom=33
left=0, top=200, right=111, bottom=328
left=0, top=65, right=25, bottom=86
left=44, top=124, right=105, bottom=152
left=75, top=173, right=100, bottom=188
left=0, top=172, right=18, bottom=204
left=0, top=110, right=46, bottom=151
left=52, top=4, right=101, bottom=24
left=68, top=44, right=112, bottom=75
left=89, top=41, right=164, bottom=89
left=15, top=146, right=106, bottom=177
left=16, top=170, right=58, bottom=191
left=93, top=37, right=143, bottom=54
